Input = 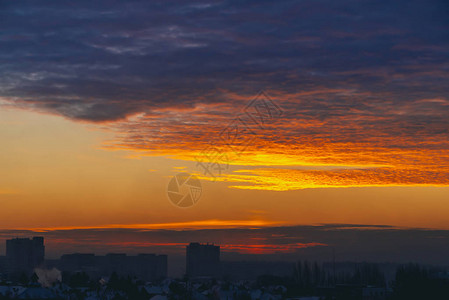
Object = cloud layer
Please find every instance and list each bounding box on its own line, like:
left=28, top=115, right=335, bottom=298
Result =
left=1, top=0, right=449, bottom=190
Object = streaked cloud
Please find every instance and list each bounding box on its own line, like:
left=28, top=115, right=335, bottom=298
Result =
left=220, top=242, right=326, bottom=255
left=200, top=166, right=449, bottom=191
left=21, top=219, right=283, bottom=232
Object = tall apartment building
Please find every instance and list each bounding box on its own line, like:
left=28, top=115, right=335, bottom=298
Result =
left=186, top=242, right=220, bottom=278
left=6, top=237, right=45, bottom=275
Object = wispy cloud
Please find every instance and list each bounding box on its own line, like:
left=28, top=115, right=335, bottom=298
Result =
left=20, top=219, right=283, bottom=232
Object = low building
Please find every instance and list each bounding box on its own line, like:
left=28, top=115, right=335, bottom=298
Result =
left=59, top=253, right=167, bottom=281
left=186, top=243, right=220, bottom=278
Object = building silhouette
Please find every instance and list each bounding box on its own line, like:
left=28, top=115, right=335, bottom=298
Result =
left=6, top=237, right=45, bottom=276
left=60, top=253, right=167, bottom=281
left=186, top=242, right=220, bottom=278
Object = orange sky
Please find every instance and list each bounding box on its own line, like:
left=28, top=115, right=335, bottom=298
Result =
left=1, top=101, right=449, bottom=231
left=2, top=1, right=449, bottom=273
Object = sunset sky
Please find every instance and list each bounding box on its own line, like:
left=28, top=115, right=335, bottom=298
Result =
left=1, top=0, right=449, bottom=269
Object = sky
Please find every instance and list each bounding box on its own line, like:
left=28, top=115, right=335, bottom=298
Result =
left=0, top=0, right=449, bottom=270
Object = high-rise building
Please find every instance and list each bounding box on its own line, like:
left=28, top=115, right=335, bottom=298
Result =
left=186, top=242, right=220, bottom=278
left=6, top=237, right=45, bottom=275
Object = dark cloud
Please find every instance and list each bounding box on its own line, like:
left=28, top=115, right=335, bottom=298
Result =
left=1, top=0, right=448, bottom=122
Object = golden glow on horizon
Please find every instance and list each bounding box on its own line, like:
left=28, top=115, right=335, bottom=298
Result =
left=23, top=219, right=283, bottom=232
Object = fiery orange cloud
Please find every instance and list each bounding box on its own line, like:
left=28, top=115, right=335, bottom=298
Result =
left=198, top=166, right=449, bottom=191
left=97, top=90, right=449, bottom=191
